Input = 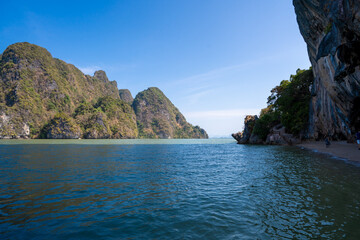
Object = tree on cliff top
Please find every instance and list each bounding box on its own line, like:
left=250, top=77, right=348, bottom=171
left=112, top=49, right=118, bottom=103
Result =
left=253, top=68, right=314, bottom=139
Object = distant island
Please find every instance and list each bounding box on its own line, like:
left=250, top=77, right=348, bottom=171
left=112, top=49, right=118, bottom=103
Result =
left=0, top=42, right=208, bottom=139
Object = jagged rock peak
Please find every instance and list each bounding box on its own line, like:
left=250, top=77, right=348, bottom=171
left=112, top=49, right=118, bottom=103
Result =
left=1, top=42, right=53, bottom=66
left=133, top=87, right=208, bottom=139
left=119, top=89, right=133, bottom=104
left=93, top=70, right=109, bottom=82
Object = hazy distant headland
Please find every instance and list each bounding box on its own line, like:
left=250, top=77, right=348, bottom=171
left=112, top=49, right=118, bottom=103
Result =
left=0, top=42, right=208, bottom=139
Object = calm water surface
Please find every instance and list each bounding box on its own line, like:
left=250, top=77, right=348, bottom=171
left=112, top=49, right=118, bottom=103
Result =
left=0, top=139, right=360, bottom=239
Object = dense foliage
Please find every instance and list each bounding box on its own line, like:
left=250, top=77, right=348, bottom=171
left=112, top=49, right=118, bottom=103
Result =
left=133, top=87, right=208, bottom=139
left=0, top=42, right=121, bottom=137
left=253, top=68, right=314, bottom=140
left=73, top=97, right=138, bottom=139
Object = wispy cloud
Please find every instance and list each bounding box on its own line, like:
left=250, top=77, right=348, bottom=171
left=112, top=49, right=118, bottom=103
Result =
left=185, top=108, right=260, bottom=118
left=78, top=63, right=137, bottom=76
left=184, top=88, right=215, bottom=104
left=165, top=55, right=282, bottom=105
left=172, top=63, right=252, bottom=86
left=171, top=55, right=280, bottom=86
left=183, top=108, right=262, bottom=137
left=78, top=66, right=101, bottom=75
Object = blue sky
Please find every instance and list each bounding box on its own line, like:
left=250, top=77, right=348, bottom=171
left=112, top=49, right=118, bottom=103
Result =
left=0, top=0, right=310, bottom=137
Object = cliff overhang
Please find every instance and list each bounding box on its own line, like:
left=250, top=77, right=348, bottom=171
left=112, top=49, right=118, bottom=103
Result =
left=293, top=0, right=360, bottom=140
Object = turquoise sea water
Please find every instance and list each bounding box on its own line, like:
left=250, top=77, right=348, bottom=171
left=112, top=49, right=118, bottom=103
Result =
left=0, top=139, right=360, bottom=239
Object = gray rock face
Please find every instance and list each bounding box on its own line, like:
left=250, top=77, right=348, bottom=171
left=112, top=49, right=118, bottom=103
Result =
left=119, top=89, right=134, bottom=104
left=83, top=112, right=111, bottom=139
left=293, top=0, right=360, bottom=140
left=232, top=115, right=260, bottom=144
left=45, top=114, right=81, bottom=139
left=93, top=70, right=109, bottom=82
left=133, top=87, right=208, bottom=139
left=265, top=125, right=301, bottom=145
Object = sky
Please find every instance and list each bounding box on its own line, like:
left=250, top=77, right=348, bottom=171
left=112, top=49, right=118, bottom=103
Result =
left=0, top=0, right=311, bottom=137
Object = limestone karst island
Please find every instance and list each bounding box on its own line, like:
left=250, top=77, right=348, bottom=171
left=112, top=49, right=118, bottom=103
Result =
left=0, top=43, right=207, bottom=139
left=1, top=1, right=360, bottom=240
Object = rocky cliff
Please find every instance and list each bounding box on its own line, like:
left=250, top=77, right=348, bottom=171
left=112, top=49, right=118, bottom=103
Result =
left=133, top=87, right=208, bottom=139
left=232, top=115, right=301, bottom=145
left=293, top=0, right=360, bottom=140
left=0, top=42, right=121, bottom=138
left=119, top=89, right=134, bottom=104
left=0, top=42, right=207, bottom=139
left=232, top=115, right=260, bottom=144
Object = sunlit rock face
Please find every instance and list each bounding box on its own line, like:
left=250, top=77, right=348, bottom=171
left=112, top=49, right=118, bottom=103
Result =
left=294, top=0, right=360, bottom=140
left=231, top=115, right=260, bottom=144
left=119, top=89, right=134, bottom=104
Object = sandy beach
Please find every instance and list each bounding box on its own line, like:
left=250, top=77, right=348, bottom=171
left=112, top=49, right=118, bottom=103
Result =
left=297, top=141, right=360, bottom=163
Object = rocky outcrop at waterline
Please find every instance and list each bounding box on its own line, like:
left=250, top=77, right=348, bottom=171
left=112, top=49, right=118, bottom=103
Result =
left=42, top=113, right=81, bottom=139
left=232, top=115, right=260, bottom=144
left=232, top=115, right=301, bottom=145
left=293, top=0, right=360, bottom=140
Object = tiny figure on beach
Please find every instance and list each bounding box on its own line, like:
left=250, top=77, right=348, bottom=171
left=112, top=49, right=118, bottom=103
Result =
left=356, top=131, right=360, bottom=150
left=325, top=136, right=331, bottom=148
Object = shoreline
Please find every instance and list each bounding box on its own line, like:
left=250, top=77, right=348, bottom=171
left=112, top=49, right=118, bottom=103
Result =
left=297, top=141, right=360, bottom=163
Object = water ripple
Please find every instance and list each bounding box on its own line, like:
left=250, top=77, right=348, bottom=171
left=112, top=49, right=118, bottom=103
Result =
left=0, top=142, right=360, bottom=239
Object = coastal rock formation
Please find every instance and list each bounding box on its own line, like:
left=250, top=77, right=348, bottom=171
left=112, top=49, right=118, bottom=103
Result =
left=94, top=96, right=138, bottom=139
left=43, top=113, right=81, bottom=139
left=232, top=115, right=261, bottom=144
left=293, top=0, right=360, bottom=140
left=82, top=112, right=111, bottom=139
left=232, top=116, right=300, bottom=145
left=231, top=131, right=242, bottom=143
left=265, top=125, right=301, bottom=145
left=119, top=89, right=134, bottom=104
left=0, top=42, right=207, bottom=139
left=133, top=87, right=208, bottom=139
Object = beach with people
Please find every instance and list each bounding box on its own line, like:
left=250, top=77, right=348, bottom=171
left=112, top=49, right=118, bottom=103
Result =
left=298, top=141, right=360, bottom=163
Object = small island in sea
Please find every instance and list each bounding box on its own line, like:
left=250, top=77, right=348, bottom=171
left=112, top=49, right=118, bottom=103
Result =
left=0, top=43, right=207, bottom=139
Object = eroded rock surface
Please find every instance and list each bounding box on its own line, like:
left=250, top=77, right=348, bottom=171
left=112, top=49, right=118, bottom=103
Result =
left=133, top=87, right=208, bottom=139
left=294, top=0, right=360, bottom=140
left=44, top=113, right=81, bottom=139
left=232, top=115, right=260, bottom=144
left=119, top=89, right=134, bottom=104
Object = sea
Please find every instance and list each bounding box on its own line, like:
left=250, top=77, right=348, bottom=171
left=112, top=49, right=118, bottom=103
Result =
left=0, top=139, right=360, bottom=239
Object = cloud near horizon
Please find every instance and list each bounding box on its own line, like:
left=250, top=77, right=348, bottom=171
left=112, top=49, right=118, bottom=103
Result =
left=78, top=66, right=101, bottom=75
left=185, top=108, right=261, bottom=118
left=184, top=108, right=261, bottom=137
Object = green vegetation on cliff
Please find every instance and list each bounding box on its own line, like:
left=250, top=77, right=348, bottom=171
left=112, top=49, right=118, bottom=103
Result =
left=0, top=42, right=120, bottom=137
left=94, top=96, right=138, bottom=138
left=0, top=42, right=207, bottom=139
left=133, top=87, right=208, bottom=139
left=40, top=112, right=81, bottom=139
left=252, top=68, right=314, bottom=140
